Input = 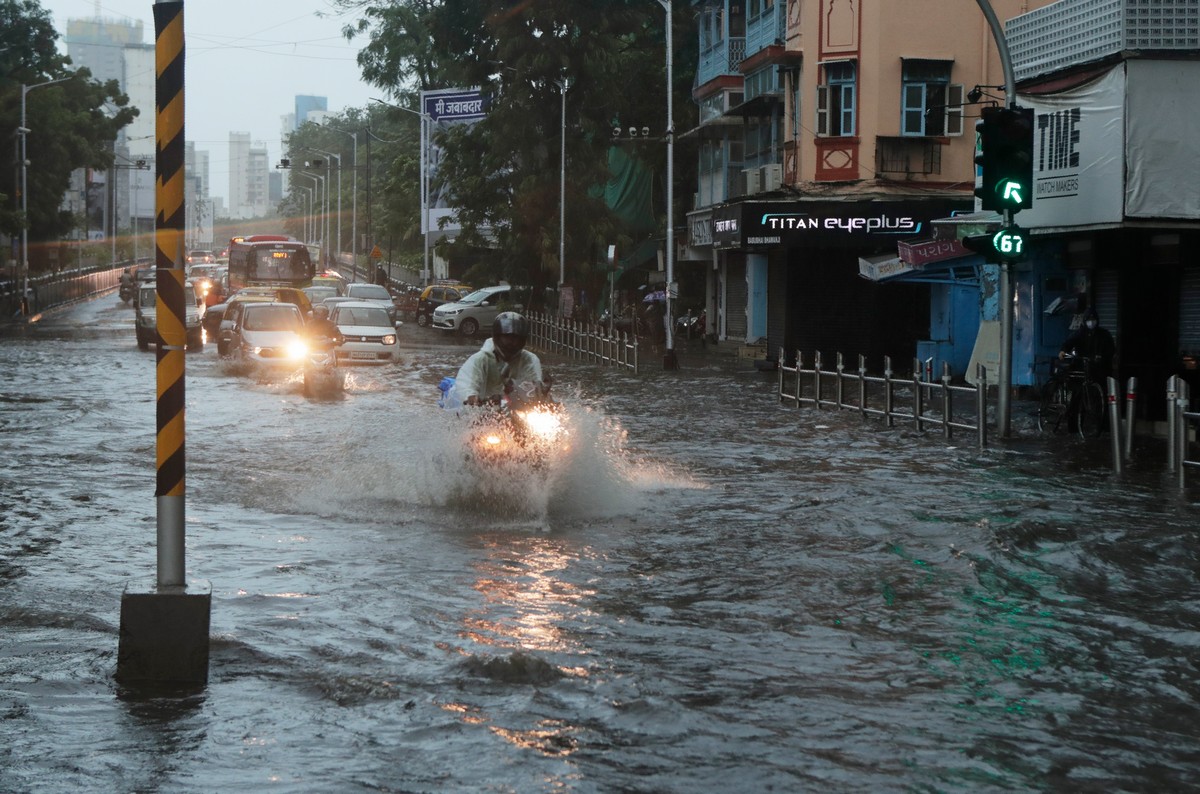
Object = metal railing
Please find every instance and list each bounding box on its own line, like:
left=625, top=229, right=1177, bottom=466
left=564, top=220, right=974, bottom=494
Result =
left=3, top=266, right=124, bottom=319
left=526, top=311, right=639, bottom=373
left=777, top=349, right=989, bottom=447
left=1167, top=375, right=1200, bottom=487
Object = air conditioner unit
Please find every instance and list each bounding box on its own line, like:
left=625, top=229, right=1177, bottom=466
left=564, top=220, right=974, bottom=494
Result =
left=761, top=163, right=783, bottom=191
left=742, top=167, right=760, bottom=195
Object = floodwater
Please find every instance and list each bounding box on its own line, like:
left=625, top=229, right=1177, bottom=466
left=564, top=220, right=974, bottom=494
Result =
left=2, top=296, right=1199, bottom=793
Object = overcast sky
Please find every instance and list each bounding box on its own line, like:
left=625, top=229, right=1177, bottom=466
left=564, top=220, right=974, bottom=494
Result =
left=39, top=0, right=383, bottom=203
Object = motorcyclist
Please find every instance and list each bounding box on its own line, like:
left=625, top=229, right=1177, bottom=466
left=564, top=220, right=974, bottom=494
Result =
left=305, top=304, right=345, bottom=350
left=454, top=311, right=551, bottom=406
left=119, top=268, right=135, bottom=301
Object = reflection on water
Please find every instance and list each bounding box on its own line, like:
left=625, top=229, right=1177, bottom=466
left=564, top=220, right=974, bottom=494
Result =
left=2, top=305, right=1200, bottom=792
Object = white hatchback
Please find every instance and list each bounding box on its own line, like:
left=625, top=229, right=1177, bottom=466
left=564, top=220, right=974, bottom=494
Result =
left=328, top=301, right=401, bottom=365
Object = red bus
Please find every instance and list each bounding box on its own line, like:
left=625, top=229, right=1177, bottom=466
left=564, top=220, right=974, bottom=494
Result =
left=227, top=235, right=315, bottom=292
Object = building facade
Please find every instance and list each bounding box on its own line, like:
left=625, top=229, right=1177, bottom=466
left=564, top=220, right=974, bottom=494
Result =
left=684, top=0, right=1053, bottom=370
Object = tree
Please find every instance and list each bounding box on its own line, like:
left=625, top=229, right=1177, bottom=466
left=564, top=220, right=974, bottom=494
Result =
left=336, top=0, right=697, bottom=306
left=0, top=0, right=137, bottom=265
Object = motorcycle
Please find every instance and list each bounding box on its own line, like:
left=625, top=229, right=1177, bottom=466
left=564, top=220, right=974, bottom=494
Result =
left=438, top=376, right=568, bottom=469
left=302, top=338, right=345, bottom=397
left=119, top=281, right=136, bottom=305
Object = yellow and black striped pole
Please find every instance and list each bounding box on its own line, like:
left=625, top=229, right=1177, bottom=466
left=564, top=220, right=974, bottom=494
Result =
left=154, top=0, right=186, bottom=587
left=117, top=0, right=208, bottom=688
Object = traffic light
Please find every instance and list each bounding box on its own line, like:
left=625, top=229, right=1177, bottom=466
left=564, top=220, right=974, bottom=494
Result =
left=975, top=106, right=1034, bottom=212
left=962, top=225, right=1029, bottom=263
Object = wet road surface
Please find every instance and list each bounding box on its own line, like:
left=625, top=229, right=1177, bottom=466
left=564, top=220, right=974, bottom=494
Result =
left=1, top=294, right=1198, bottom=792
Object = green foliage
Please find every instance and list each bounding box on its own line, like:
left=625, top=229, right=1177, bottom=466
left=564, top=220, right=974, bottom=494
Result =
left=0, top=0, right=138, bottom=245
left=335, top=0, right=697, bottom=301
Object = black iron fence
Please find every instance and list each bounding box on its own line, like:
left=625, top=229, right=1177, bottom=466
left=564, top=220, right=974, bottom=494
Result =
left=777, top=349, right=990, bottom=447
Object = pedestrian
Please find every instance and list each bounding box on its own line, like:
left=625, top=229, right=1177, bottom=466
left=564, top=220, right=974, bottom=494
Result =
left=1059, top=308, right=1116, bottom=384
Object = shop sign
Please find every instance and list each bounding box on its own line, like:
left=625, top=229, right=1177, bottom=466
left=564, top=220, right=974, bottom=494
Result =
left=898, top=238, right=968, bottom=266
left=710, top=200, right=966, bottom=249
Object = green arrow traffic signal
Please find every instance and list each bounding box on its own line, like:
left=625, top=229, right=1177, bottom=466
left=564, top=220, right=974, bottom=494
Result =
left=991, top=107, right=1033, bottom=211
left=974, top=106, right=1034, bottom=212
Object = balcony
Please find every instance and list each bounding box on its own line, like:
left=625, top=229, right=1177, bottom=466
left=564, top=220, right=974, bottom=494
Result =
left=875, top=136, right=944, bottom=178
left=745, top=1, right=786, bottom=57
left=698, top=37, right=746, bottom=86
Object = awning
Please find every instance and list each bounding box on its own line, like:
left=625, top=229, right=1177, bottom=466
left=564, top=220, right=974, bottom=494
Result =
left=859, top=252, right=980, bottom=285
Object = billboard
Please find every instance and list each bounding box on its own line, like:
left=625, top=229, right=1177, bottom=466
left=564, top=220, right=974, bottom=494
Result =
left=420, top=88, right=489, bottom=236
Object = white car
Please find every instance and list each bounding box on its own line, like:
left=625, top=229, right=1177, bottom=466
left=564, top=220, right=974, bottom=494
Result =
left=328, top=300, right=401, bottom=365
left=224, top=301, right=307, bottom=367
left=343, top=282, right=398, bottom=322
left=135, top=280, right=205, bottom=351
left=431, top=285, right=511, bottom=336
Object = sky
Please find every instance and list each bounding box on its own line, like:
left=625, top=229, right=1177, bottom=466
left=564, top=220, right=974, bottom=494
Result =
left=39, top=0, right=383, bottom=203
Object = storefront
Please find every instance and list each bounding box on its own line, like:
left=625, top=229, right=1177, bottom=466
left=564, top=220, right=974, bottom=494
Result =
left=711, top=197, right=970, bottom=364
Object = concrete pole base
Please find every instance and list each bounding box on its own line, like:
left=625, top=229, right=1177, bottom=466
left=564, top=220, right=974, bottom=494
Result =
left=117, top=579, right=211, bottom=688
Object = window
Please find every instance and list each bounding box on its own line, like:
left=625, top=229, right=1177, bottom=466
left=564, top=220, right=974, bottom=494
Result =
left=901, top=60, right=963, bottom=137
left=816, top=61, right=856, bottom=137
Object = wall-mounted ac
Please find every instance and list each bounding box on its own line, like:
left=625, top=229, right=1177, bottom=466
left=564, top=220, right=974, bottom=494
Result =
left=742, top=167, right=760, bottom=195
left=761, top=163, right=783, bottom=191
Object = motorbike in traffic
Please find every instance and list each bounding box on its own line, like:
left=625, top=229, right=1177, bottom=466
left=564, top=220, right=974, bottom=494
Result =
left=119, top=281, right=136, bottom=305
left=303, top=338, right=345, bottom=397
left=438, top=376, right=568, bottom=470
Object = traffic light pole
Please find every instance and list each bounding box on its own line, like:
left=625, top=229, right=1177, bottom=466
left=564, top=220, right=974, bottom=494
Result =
left=975, top=0, right=1019, bottom=437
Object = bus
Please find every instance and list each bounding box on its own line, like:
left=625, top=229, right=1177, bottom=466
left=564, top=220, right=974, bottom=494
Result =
left=227, top=235, right=316, bottom=292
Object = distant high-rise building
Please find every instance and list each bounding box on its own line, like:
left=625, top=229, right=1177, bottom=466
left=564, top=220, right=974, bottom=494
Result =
left=229, top=132, right=251, bottom=219
left=228, top=133, right=269, bottom=219
left=63, top=16, right=156, bottom=240
left=294, top=95, right=328, bottom=130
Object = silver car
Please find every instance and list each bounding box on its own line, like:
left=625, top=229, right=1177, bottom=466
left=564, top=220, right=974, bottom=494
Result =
left=329, top=301, right=401, bottom=365
left=224, top=301, right=307, bottom=367
left=430, top=285, right=511, bottom=336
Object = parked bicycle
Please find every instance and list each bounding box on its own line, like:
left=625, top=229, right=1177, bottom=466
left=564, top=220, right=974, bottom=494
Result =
left=1037, top=353, right=1106, bottom=436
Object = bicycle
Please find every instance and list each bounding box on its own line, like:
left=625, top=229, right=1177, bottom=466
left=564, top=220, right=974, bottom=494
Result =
left=1037, top=353, right=1106, bottom=436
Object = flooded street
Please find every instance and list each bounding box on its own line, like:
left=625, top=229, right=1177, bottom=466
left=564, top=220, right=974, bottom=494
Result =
left=2, top=296, right=1199, bottom=792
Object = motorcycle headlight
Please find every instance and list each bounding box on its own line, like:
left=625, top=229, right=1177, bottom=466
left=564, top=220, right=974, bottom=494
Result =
left=286, top=339, right=308, bottom=359
left=517, top=407, right=565, bottom=441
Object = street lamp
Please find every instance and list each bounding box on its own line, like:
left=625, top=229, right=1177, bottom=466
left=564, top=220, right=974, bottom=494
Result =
left=370, top=97, right=432, bottom=285
left=292, top=184, right=313, bottom=242
left=656, top=0, right=677, bottom=369
left=556, top=77, right=569, bottom=290
left=294, top=172, right=323, bottom=252
left=308, top=147, right=342, bottom=264
left=18, top=77, right=70, bottom=314
left=326, top=125, right=358, bottom=269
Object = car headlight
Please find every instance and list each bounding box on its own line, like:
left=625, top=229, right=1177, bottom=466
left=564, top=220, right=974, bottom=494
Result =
left=382, top=334, right=396, bottom=346
left=443, top=308, right=463, bottom=316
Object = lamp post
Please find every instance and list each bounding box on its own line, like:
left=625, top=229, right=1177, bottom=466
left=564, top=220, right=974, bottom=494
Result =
left=18, top=77, right=70, bottom=314
left=656, top=0, right=678, bottom=369
left=293, top=185, right=312, bottom=242
left=309, top=147, right=342, bottom=265
left=294, top=172, right=323, bottom=252
left=327, top=125, right=358, bottom=270
left=370, top=97, right=431, bottom=285
left=556, top=77, right=569, bottom=290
